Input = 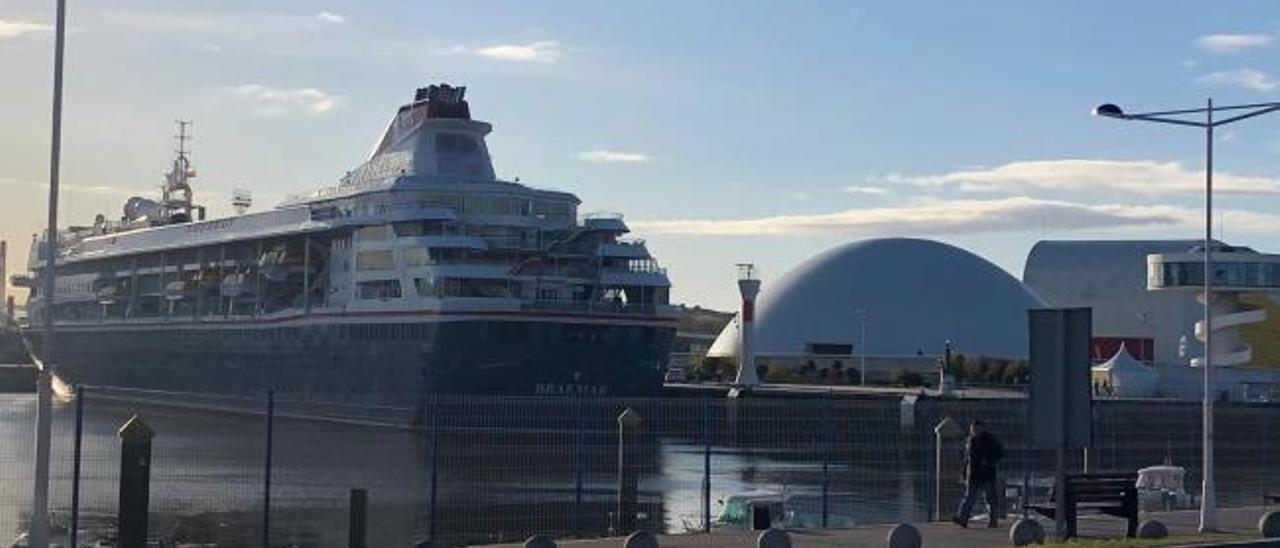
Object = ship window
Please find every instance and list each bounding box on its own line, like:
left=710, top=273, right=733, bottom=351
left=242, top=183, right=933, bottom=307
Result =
left=435, top=133, right=485, bottom=176
left=357, top=280, right=401, bottom=300
left=404, top=247, right=430, bottom=267
left=354, top=226, right=389, bottom=242
left=393, top=222, right=424, bottom=237
left=356, top=250, right=395, bottom=270
left=414, top=277, right=438, bottom=297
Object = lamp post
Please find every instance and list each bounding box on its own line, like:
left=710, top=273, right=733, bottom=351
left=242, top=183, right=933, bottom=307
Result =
left=1093, top=98, right=1280, bottom=532
left=30, top=1, right=68, bottom=547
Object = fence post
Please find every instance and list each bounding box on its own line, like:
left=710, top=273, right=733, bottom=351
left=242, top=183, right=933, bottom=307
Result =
left=69, top=385, right=84, bottom=548
left=117, top=415, right=154, bottom=548
left=349, top=488, right=368, bottom=548
left=428, top=386, right=440, bottom=543
left=573, top=394, right=584, bottom=537
left=1262, top=409, right=1270, bottom=507
left=821, top=397, right=831, bottom=528
left=617, top=407, right=643, bottom=534
left=263, top=390, right=275, bottom=548
left=702, top=395, right=711, bottom=533
left=933, top=417, right=963, bottom=521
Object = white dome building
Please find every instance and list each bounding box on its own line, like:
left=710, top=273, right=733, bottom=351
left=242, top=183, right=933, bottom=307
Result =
left=707, top=238, right=1046, bottom=382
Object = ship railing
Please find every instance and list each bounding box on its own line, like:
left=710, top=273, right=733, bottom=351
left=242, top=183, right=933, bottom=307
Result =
left=601, top=264, right=668, bottom=276
left=581, top=211, right=623, bottom=221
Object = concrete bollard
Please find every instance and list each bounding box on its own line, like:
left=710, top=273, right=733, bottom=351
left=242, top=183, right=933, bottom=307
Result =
left=524, top=534, right=557, bottom=548
left=886, top=523, right=921, bottom=548
left=756, top=528, right=791, bottom=548
left=1008, top=518, right=1045, bottom=546
left=617, top=408, right=644, bottom=535
left=623, top=530, right=659, bottom=548
left=1136, top=520, right=1167, bottom=539
left=1260, top=511, right=1280, bottom=538
left=117, top=415, right=154, bottom=548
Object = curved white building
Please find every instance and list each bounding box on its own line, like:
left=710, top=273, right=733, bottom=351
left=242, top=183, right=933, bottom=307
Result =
left=1024, top=240, right=1206, bottom=366
left=1148, top=244, right=1280, bottom=368
left=707, top=238, right=1046, bottom=376
left=1027, top=239, right=1280, bottom=401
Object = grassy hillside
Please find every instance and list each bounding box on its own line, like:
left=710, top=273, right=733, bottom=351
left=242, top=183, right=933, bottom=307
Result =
left=677, top=305, right=733, bottom=335
left=1240, top=293, right=1280, bottom=369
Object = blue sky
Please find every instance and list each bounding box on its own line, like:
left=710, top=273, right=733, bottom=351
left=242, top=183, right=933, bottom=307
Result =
left=4, top=1, right=1280, bottom=310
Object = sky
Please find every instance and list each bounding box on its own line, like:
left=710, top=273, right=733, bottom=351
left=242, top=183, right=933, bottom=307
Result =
left=4, top=1, right=1280, bottom=310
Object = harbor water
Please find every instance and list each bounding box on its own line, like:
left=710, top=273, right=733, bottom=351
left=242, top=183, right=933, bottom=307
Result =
left=1, top=390, right=1278, bottom=547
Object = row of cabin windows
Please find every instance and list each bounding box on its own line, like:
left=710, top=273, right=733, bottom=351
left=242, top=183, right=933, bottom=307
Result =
left=355, top=278, right=516, bottom=300
left=355, top=223, right=538, bottom=250
left=338, top=194, right=575, bottom=226
left=355, top=248, right=470, bottom=271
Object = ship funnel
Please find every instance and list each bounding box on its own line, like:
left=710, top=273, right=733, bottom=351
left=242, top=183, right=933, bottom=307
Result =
left=357, top=83, right=497, bottom=183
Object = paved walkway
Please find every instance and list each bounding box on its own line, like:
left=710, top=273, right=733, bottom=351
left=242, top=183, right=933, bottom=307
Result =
left=473, top=506, right=1275, bottom=548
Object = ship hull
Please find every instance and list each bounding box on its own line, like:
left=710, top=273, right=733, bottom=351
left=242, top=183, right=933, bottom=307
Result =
left=27, top=315, right=675, bottom=402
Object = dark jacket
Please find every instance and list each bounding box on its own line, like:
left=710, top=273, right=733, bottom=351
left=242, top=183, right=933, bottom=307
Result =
left=964, top=431, right=1004, bottom=483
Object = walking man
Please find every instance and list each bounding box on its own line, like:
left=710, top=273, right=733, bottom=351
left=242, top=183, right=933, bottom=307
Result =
left=952, top=420, right=1004, bottom=528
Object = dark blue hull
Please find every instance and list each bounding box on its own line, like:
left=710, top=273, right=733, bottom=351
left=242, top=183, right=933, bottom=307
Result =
left=31, top=318, right=676, bottom=402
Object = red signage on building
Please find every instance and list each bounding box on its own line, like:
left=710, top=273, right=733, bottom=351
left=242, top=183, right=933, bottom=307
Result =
left=1091, top=337, right=1154, bottom=364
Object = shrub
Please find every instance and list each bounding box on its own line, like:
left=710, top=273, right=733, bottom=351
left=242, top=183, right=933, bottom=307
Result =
left=764, top=363, right=799, bottom=383
left=893, top=370, right=927, bottom=387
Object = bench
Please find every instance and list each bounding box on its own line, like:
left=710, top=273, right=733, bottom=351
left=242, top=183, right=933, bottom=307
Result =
left=1026, top=472, right=1138, bottom=539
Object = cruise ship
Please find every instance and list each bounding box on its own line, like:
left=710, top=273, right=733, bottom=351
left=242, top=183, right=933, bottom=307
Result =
left=13, top=84, right=678, bottom=401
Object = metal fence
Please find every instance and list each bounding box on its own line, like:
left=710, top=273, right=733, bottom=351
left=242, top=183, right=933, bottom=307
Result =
left=2, top=388, right=1279, bottom=547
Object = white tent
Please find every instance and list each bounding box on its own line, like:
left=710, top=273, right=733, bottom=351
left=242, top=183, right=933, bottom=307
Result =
left=1092, top=343, right=1160, bottom=398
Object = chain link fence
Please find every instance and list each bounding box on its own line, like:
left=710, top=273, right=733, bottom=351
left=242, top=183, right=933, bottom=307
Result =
left=2, top=388, right=1279, bottom=547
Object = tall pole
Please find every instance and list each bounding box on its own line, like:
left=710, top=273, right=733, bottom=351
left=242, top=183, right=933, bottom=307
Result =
left=1201, top=98, right=1217, bottom=532
left=31, top=1, right=67, bottom=546
left=859, top=311, right=867, bottom=386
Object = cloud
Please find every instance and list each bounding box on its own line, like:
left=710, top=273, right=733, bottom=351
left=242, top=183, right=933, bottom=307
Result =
left=0, top=19, right=52, bottom=39
left=225, top=84, right=341, bottom=116
left=465, top=40, right=562, bottom=63
left=633, top=197, right=1194, bottom=236
left=906, top=159, right=1280, bottom=196
left=0, top=177, right=151, bottom=197
left=578, top=150, right=650, bottom=164
left=315, top=11, right=345, bottom=24
left=1199, top=68, right=1280, bottom=92
left=842, top=185, right=890, bottom=196
left=1197, top=33, right=1273, bottom=53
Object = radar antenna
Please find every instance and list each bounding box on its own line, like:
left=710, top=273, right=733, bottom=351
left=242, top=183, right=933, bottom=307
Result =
left=232, top=188, right=252, bottom=215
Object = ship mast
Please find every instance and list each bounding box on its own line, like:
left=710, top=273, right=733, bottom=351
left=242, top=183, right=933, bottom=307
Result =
left=161, top=120, right=204, bottom=223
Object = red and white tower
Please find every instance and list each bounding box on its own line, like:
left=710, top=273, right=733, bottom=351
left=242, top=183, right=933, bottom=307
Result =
left=733, top=263, right=761, bottom=387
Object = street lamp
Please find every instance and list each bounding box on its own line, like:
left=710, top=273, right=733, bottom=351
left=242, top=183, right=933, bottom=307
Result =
left=1094, top=98, right=1280, bottom=532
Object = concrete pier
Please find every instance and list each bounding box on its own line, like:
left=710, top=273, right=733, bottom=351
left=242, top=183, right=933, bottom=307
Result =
left=472, top=507, right=1272, bottom=548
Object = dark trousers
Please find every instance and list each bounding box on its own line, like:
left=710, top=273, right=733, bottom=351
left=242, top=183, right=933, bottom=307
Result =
left=956, top=478, right=999, bottom=525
